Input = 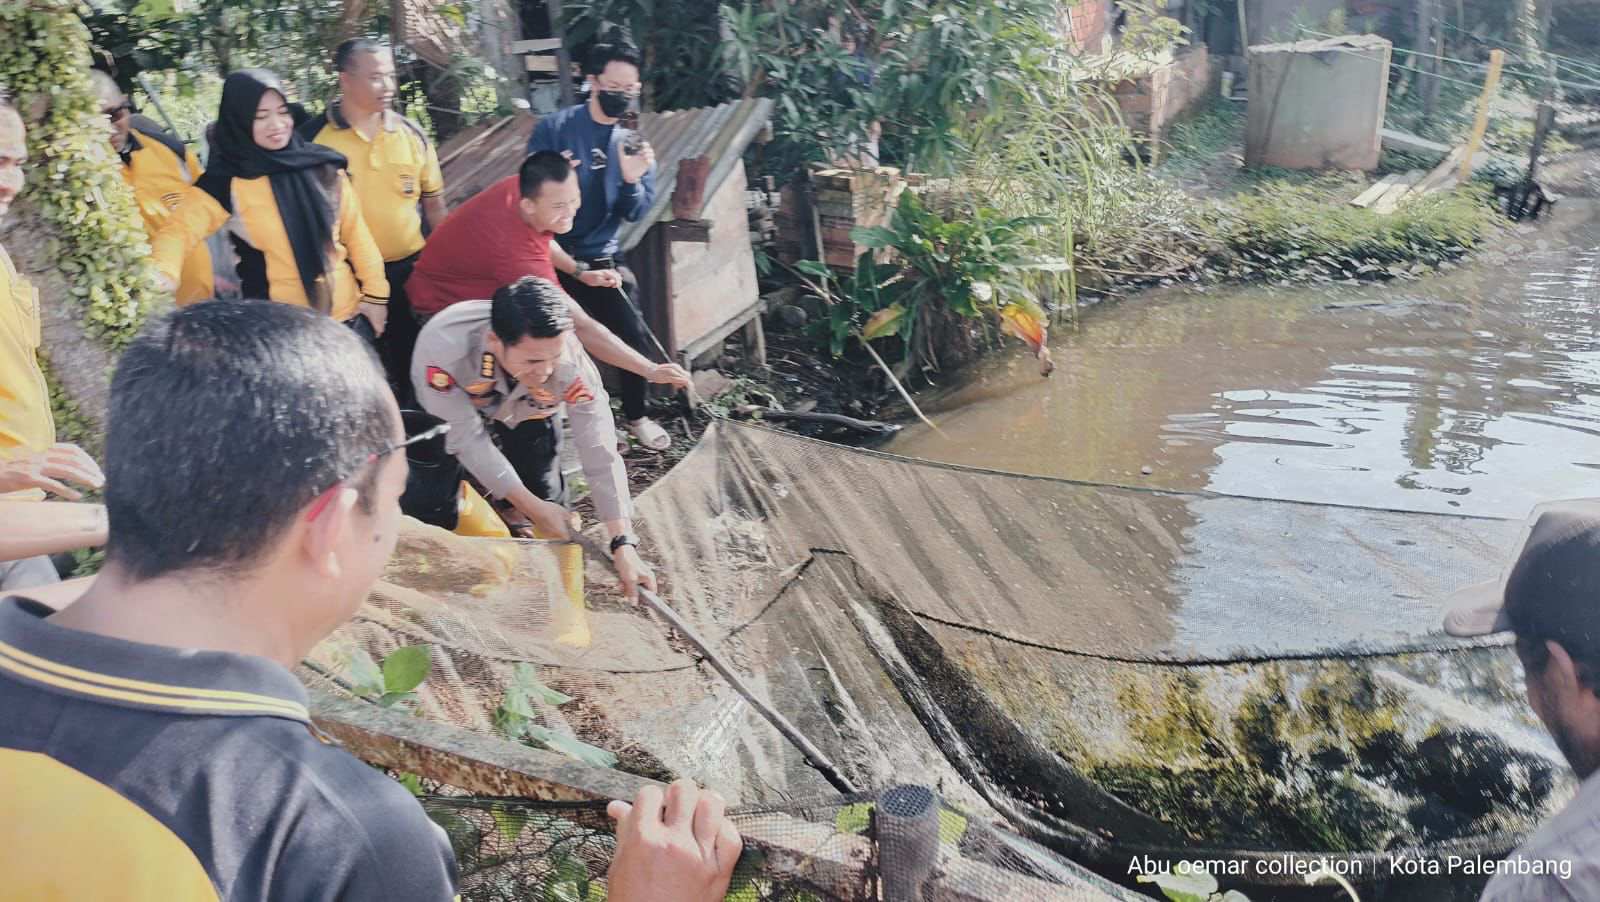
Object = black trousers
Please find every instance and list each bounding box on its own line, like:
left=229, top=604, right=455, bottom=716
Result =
left=381, top=253, right=422, bottom=407
left=399, top=410, right=567, bottom=530
left=556, top=264, right=654, bottom=421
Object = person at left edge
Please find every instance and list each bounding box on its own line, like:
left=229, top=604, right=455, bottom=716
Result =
left=90, top=70, right=214, bottom=306
left=0, top=87, right=107, bottom=593
left=302, top=39, right=446, bottom=400
left=150, top=69, right=389, bottom=340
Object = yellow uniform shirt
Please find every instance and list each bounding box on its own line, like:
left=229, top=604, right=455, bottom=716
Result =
left=304, top=103, right=442, bottom=262
left=120, top=118, right=214, bottom=305
left=150, top=169, right=389, bottom=322
left=0, top=245, right=55, bottom=501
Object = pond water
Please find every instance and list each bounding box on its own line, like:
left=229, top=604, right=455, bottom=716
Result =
left=890, top=200, right=1600, bottom=521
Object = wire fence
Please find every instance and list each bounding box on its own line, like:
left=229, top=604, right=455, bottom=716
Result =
left=1283, top=26, right=1597, bottom=166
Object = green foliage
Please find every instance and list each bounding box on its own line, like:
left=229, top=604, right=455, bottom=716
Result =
left=1161, top=98, right=1245, bottom=176
left=562, top=0, right=730, bottom=111
left=957, top=13, right=1202, bottom=301
left=40, top=353, right=102, bottom=460
left=494, top=663, right=618, bottom=768
left=851, top=191, right=1045, bottom=338
left=380, top=645, right=433, bottom=694
left=1137, top=869, right=1217, bottom=902
left=833, top=800, right=969, bottom=843
left=90, top=0, right=347, bottom=96
left=332, top=643, right=433, bottom=710
left=84, top=0, right=512, bottom=143
left=1211, top=177, right=1498, bottom=282
left=714, top=0, right=1066, bottom=174
left=0, top=0, right=163, bottom=350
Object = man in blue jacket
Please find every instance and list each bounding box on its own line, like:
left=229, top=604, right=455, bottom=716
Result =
left=527, top=41, right=671, bottom=451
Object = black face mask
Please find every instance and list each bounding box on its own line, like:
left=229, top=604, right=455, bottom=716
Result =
left=596, top=89, right=636, bottom=119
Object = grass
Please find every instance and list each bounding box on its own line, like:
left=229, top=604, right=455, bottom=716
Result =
left=1208, top=175, right=1498, bottom=282
left=1160, top=97, right=1246, bottom=178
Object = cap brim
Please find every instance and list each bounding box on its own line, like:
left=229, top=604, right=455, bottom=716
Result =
left=1441, top=579, right=1514, bottom=638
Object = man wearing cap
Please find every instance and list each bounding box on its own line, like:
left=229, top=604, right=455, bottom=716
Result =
left=1444, top=502, right=1600, bottom=899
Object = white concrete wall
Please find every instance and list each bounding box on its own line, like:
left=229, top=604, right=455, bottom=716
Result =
left=1245, top=34, right=1392, bottom=171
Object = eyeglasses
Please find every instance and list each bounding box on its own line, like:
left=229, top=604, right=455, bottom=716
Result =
left=102, top=102, right=130, bottom=122
left=305, top=422, right=450, bottom=520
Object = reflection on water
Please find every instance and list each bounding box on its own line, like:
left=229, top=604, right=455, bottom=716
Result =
left=890, top=201, right=1600, bottom=519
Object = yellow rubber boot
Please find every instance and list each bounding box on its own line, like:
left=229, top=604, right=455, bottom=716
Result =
left=533, top=510, right=589, bottom=648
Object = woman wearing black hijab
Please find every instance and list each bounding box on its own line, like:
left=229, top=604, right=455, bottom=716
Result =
left=151, top=69, right=389, bottom=336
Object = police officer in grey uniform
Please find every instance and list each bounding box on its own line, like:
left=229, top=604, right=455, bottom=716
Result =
left=409, top=276, right=655, bottom=599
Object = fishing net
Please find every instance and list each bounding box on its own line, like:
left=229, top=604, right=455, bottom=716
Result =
left=302, top=419, right=1569, bottom=899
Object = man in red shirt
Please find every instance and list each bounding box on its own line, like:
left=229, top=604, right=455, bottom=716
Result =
left=409, top=150, right=686, bottom=390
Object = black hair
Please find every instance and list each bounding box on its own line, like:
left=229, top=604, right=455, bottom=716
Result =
left=334, top=37, right=388, bottom=73
left=104, top=300, right=394, bottom=582
left=518, top=149, right=573, bottom=200
left=584, top=41, right=642, bottom=78
left=490, top=276, right=574, bottom=344
left=1518, top=633, right=1600, bottom=698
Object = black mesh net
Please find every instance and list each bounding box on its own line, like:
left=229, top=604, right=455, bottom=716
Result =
left=302, top=420, right=1566, bottom=899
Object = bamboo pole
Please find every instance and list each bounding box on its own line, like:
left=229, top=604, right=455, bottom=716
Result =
left=1458, top=49, right=1505, bottom=182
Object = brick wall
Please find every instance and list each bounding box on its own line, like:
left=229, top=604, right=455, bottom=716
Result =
left=1062, top=0, right=1113, bottom=54
left=1112, top=44, right=1215, bottom=149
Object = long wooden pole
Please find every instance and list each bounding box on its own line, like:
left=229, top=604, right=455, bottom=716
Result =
left=1458, top=49, right=1506, bottom=182
left=574, top=535, right=858, bottom=796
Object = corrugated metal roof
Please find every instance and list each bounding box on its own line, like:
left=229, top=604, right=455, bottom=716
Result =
left=437, top=98, right=773, bottom=252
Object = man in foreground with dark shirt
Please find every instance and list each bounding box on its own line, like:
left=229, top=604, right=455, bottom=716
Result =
left=527, top=41, right=672, bottom=451
left=0, top=299, right=739, bottom=901
left=1445, top=501, right=1600, bottom=899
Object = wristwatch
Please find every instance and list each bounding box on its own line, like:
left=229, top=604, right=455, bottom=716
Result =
left=609, top=534, right=638, bottom=556
left=572, top=260, right=591, bottom=276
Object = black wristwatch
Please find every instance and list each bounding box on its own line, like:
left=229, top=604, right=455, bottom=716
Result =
left=609, top=534, right=638, bottom=555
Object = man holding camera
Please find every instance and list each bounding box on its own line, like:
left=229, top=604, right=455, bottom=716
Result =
left=526, top=41, right=670, bottom=451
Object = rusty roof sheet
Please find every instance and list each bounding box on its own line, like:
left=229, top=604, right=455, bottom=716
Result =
left=438, top=98, right=773, bottom=252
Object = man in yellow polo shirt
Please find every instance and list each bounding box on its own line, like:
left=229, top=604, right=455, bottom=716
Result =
left=302, top=39, right=447, bottom=401
left=0, top=90, right=107, bottom=590
left=89, top=70, right=214, bottom=306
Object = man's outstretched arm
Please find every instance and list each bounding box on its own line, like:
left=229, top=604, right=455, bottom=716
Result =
left=564, top=296, right=690, bottom=389
left=0, top=501, right=106, bottom=561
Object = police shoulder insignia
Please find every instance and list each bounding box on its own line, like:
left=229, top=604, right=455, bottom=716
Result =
left=480, top=353, right=496, bottom=379
left=464, top=380, right=494, bottom=395
left=564, top=377, right=595, bottom=405
left=426, top=366, right=454, bottom=392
